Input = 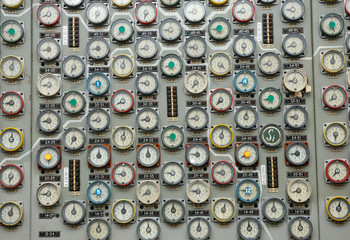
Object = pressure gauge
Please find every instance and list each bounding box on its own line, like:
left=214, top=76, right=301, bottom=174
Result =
left=137, top=144, right=160, bottom=167
left=186, top=179, right=210, bottom=204
left=286, top=142, right=309, bottom=166
left=212, top=198, right=236, bottom=222
left=259, top=0, right=275, bottom=3
left=259, top=87, right=282, bottom=111
left=87, top=145, right=111, bottom=168
left=62, top=56, right=85, bottom=78
left=258, top=52, right=281, bottom=75
left=184, top=36, right=207, bottom=59
left=346, top=0, right=350, bottom=16
left=136, top=37, right=158, bottom=59
left=162, top=199, right=185, bottom=223
left=0, top=202, right=23, bottom=226
left=0, top=164, right=23, bottom=189
left=37, top=146, right=61, bottom=170
left=137, top=218, right=161, bottom=240
left=111, top=54, right=134, bottom=78
left=111, top=162, right=135, bottom=186
left=112, top=0, right=132, bottom=7
left=86, top=73, right=110, bottom=96
left=87, top=109, right=110, bottom=132
left=287, top=178, right=312, bottom=203
left=209, top=52, right=232, bottom=76
left=323, top=122, right=349, bottom=146
left=208, top=18, right=231, bottom=41
left=325, top=159, right=350, bottom=183
left=236, top=143, right=258, bottom=167
left=161, top=126, right=184, bottom=149
left=185, top=107, right=209, bottom=130
left=187, top=218, right=211, bottom=240
left=62, top=127, right=86, bottom=151
left=183, top=1, right=206, bottom=23
left=0, top=91, right=24, bottom=115
left=37, top=74, right=61, bottom=97
left=110, top=19, right=133, bottom=42
left=184, top=70, right=208, bottom=94
left=236, top=179, right=260, bottom=203
left=323, top=85, right=347, bottom=109
left=233, top=70, right=257, bottom=93
left=159, top=19, right=182, bottom=41
left=232, top=0, right=255, bottom=22
left=160, top=0, right=180, bottom=7
left=346, top=35, right=350, bottom=53
left=160, top=54, right=183, bottom=77
left=87, top=219, right=111, bottom=240
left=136, top=72, right=159, bottom=95
left=63, top=0, right=84, bottom=8
left=210, top=124, right=234, bottom=148
left=62, top=91, right=86, bottom=114
left=112, top=199, right=135, bottom=224
left=136, top=108, right=159, bottom=131
left=0, top=55, right=24, bottom=79
left=87, top=181, right=111, bottom=205
left=111, top=89, right=134, bottom=113
left=282, top=34, right=306, bottom=57
left=87, top=38, right=110, bottom=60
left=135, top=1, right=158, bottom=24
left=326, top=196, right=350, bottom=222
left=62, top=200, right=86, bottom=225
left=233, top=35, right=255, bottom=58
left=209, top=88, right=233, bottom=112
left=0, top=20, right=24, bottom=43
left=37, top=182, right=61, bottom=206
left=283, top=69, right=308, bottom=93
left=111, top=126, right=135, bottom=149
left=37, top=2, right=61, bottom=26
left=321, top=49, right=345, bottom=73
left=211, top=161, right=235, bottom=184
left=238, top=218, right=261, bottom=240
left=0, top=127, right=23, bottom=152
left=161, top=162, right=184, bottom=185
left=136, top=180, right=160, bottom=205
left=262, top=198, right=286, bottom=222
left=209, top=0, right=228, bottom=5
left=1, top=0, right=23, bottom=8
left=86, top=3, right=109, bottom=25
left=234, top=106, right=258, bottom=129
left=281, top=0, right=305, bottom=22
left=284, top=106, right=308, bottom=129
left=37, top=110, right=60, bottom=133
left=288, top=217, right=313, bottom=240
left=260, top=124, right=283, bottom=147
left=320, top=13, right=344, bottom=38
left=37, top=38, right=61, bottom=61
left=186, top=144, right=209, bottom=167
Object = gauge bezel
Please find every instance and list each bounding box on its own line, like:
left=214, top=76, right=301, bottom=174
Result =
left=288, top=217, right=313, bottom=240
left=62, top=127, right=86, bottom=151
left=320, top=13, right=344, bottom=38
left=135, top=72, right=159, bottom=95
left=161, top=199, right=185, bottom=223
left=137, top=144, right=160, bottom=167
left=0, top=201, right=23, bottom=226
left=322, top=85, right=347, bottom=109
left=0, top=91, right=24, bottom=115
left=135, top=1, right=158, bottom=24
left=209, top=88, right=233, bottom=112
left=37, top=2, right=61, bottom=26
left=110, top=19, right=134, bottom=42
left=211, top=160, right=235, bottom=185
left=0, top=55, right=24, bottom=79
left=0, top=164, right=23, bottom=189
left=87, top=108, right=110, bottom=132
left=0, top=127, right=24, bottom=152
left=208, top=52, right=232, bottom=76
left=111, top=162, right=135, bottom=186
left=87, top=181, right=111, bottom=205
left=86, top=3, right=109, bottom=25
left=287, top=178, right=312, bottom=203
left=37, top=146, right=61, bottom=170
left=210, top=124, right=234, bottom=148
left=186, top=143, right=209, bottom=167
left=62, top=56, right=85, bottom=79
left=284, top=106, right=308, bottom=129
left=187, top=217, right=211, bottom=240
left=159, top=18, right=182, bottom=41
left=87, top=37, right=110, bottom=60
left=136, top=108, right=159, bottom=131
left=234, top=106, right=258, bottom=129
left=238, top=217, right=262, bottom=240
left=161, top=125, right=184, bottom=149
left=185, top=107, right=208, bottom=130
left=212, top=198, right=236, bottom=222
left=161, top=161, right=184, bottom=185
left=235, top=143, right=259, bottom=167
left=111, top=199, right=136, bottom=224
left=137, top=218, right=161, bottom=240
left=86, top=73, right=110, bottom=96
left=87, top=144, right=111, bottom=168
left=323, top=122, right=349, bottom=146
left=136, top=180, right=160, bottom=205
left=282, top=34, right=306, bottom=57
left=259, top=87, right=282, bottom=111
left=0, top=20, right=24, bottom=43
left=262, top=198, right=286, bottom=222
left=258, top=51, right=281, bottom=75
left=62, top=91, right=86, bottom=114
left=260, top=124, right=283, bottom=147
left=87, top=218, right=111, bottom=240
left=236, top=179, right=260, bottom=203
left=37, top=38, right=61, bottom=61
left=184, top=36, right=207, bottom=59
left=160, top=54, right=183, bottom=77
left=232, top=0, right=255, bottom=23
left=111, top=89, right=134, bottom=113
left=233, top=70, right=257, bottom=93
left=281, top=0, right=305, bottom=22
left=325, top=159, right=350, bottom=183
left=37, top=182, right=61, bottom=206
left=186, top=179, right=210, bottom=204
left=112, top=0, right=133, bottom=7
left=1, top=0, right=23, bottom=8
left=37, top=73, right=61, bottom=97
left=111, top=54, right=134, bottom=78
left=321, top=49, right=346, bottom=74
left=111, top=126, right=135, bottom=149
left=136, top=37, right=158, bottom=59
left=233, top=35, right=256, bottom=58
left=37, top=110, right=61, bottom=133
left=208, top=17, right=231, bottom=41
left=184, top=70, right=208, bottom=95
left=326, top=196, right=350, bottom=222
left=62, top=200, right=86, bottom=225
left=285, top=142, right=309, bottom=166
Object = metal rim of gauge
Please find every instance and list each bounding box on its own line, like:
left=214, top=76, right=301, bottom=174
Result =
left=259, top=0, right=276, bottom=3
left=2, top=0, right=23, bottom=8
left=326, top=196, right=350, bottom=222
left=259, top=87, right=282, bottom=111
left=135, top=1, right=158, bottom=24
left=136, top=180, right=160, bottom=205
left=87, top=181, right=111, bottom=205
left=287, top=178, right=312, bottom=203
left=259, top=124, right=283, bottom=147
left=86, top=73, right=110, bottom=96
left=322, top=85, right=347, bottom=109
left=185, top=107, right=209, bottom=130
left=37, top=106, right=60, bottom=130
left=37, top=182, right=61, bottom=206
left=62, top=91, right=86, bottom=114
left=210, top=124, right=234, bottom=149
left=186, top=179, right=210, bottom=204
left=281, top=0, right=305, bottom=22
left=0, top=164, right=23, bottom=189
left=86, top=3, right=109, bottom=25
left=258, top=51, right=281, bottom=75
left=87, top=108, right=110, bottom=132
left=183, top=1, right=206, bottom=23
left=0, top=201, right=23, bottom=226
left=63, top=0, right=84, bottom=8
left=284, top=106, right=308, bottom=129
left=209, top=88, right=233, bottom=112
left=320, top=13, right=344, bottom=38
left=285, top=142, right=309, bottom=166
left=87, top=218, right=111, bottom=240
left=211, top=160, right=235, bottom=185
left=36, top=146, right=61, bottom=170
left=87, top=145, right=111, bottom=168
left=283, top=69, right=308, bottom=93
left=161, top=161, right=184, bottom=185
left=135, top=72, right=159, bottom=95
left=236, top=179, right=260, bottom=203
left=232, top=0, right=255, bottom=22
left=0, top=91, right=24, bottom=115
left=323, top=122, right=349, bottom=147
left=137, top=218, right=161, bottom=240
left=37, top=2, right=61, bottom=26
left=234, top=106, right=258, bottom=129
left=111, top=126, right=135, bottom=149
left=235, top=143, right=259, bottom=167
left=136, top=108, right=159, bottom=131
left=233, top=69, right=257, bottom=93
left=186, top=143, right=209, bottom=167
left=184, top=70, right=208, bottom=95
left=238, top=218, right=262, bottom=240
left=62, top=128, right=86, bottom=151
left=37, top=38, right=61, bottom=61
left=62, top=200, right=86, bottom=225
left=208, top=17, right=231, bottom=41
left=346, top=0, right=350, bottom=16
left=0, top=55, right=24, bottom=79
left=0, top=127, right=24, bottom=152
left=111, top=54, right=134, bottom=78
left=110, top=19, right=133, bottom=42
left=111, top=162, right=135, bottom=186
left=208, top=52, right=232, bottom=76
left=346, top=34, right=350, bottom=52
left=159, top=18, right=182, bottom=41
left=161, top=199, right=185, bottom=223
left=62, top=55, right=85, bottom=78
left=262, top=198, right=286, bottom=222
left=37, top=73, right=61, bottom=97
left=325, top=159, right=350, bottom=183
left=111, top=199, right=136, bottom=224
left=160, top=54, right=183, bottom=77
left=321, top=49, right=345, bottom=74
left=288, top=217, right=313, bottom=240
left=187, top=217, right=211, bottom=240
left=87, top=37, right=110, bottom=60
left=184, top=36, right=207, bottom=59
left=161, top=125, right=184, bottom=149
left=112, top=0, right=132, bottom=7
left=160, top=0, right=180, bottom=7
left=233, top=35, right=256, bottom=58
left=136, top=37, right=158, bottom=59
left=282, top=34, right=306, bottom=57
left=212, top=198, right=236, bottom=222
left=137, top=144, right=160, bottom=167
left=111, top=89, right=134, bottom=113
left=209, top=0, right=228, bottom=6
left=0, top=20, right=24, bottom=43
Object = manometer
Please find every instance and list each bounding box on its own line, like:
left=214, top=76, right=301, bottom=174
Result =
left=136, top=108, right=159, bottom=131
left=184, top=36, right=207, bottom=59
left=232, top=0, right=255, bottom=22
left=37, top=2, right=60, bottom=26
left=136, top=37, right=158, bottom=59
left=0, top=164, right=23, bottom=189
left=161, top=126, right=184, bottom=149
left=37, top=74, right=61, bottom=97
left=0, top=55, right=24, bottom=79
left=0, top=127, right=23, bottom=152
left=236, top=143, right=258, bottom=167
left=262, top=198, right=286, bottom=222
left=284, top=106, right=308, bottom=129
left=87, top=181, right=111, bottom=205
left=112, top=0, right=132, bottom=7
left=282, top=34, right=306, bottom=57
left=281, top=0, right=305, bottom=22
left=37, top=146, right=61, bottom=170
left=234, top=106, right=258, bottom=129
left=136, top=180, right=160, bottom=204
left=184, top=70, right=208, bottom=94
left=183, top=1, right=206, bottom=23
left=160, top=54, right=183, bottom=77
left=233, top=70, right=257, bottom=93
left=86, top=3, right=109, bottom=25
left=259, top=87, right=282, bottom=111
left=238, top=218, right=261, bottom=240
left=0, top=20, right=24, bottom=43
left=160, top=0, right=180, bottom=7
left=212, top=198, right=236, bottom=222
left=321, top=49, right=345, bottom=73
left=258, top=52, right=281, bottom=75
left=111, top=199, right=135, bottom=224
left=62, top=127, right=86, bottom=151
left=259, top=0, right=276, bottom=3
left=287, top=178, right=312, bottom=203
left=1, top=0, right=23, bottom=8
left=137, top=218, right=161, bottom=240
left=87, top=219, right=111, bottom=240
left=209, top=88, right=233, bottom=112
left=87, top=108, right=110, bottom=132
left=62, top=91, right=86, bottom=114
left=288, top=217, right=313, bottom=240
left=211, top=161, right=235, bottom=185
left=286, top=142, right=309, bottom=166
left=159, top=19, right=182, bottom=41
left=260, top=124, right=283, bottom=147
left=326, top=196, right=350, bottom=222
left=186, top=179, right=210, bottom=204
left=161, top=162, right=184, bottom=185
left=62, top=56, right=85, bottom=78
left=37, top=182, right=61, bottom=206
left=283, top=69, right=308, bottom=93
left=208, top=52, right=232, bottom=76
left=185, top=107, right=208, bottom=130
left=86, top=73, right=110, bottom=96
left=325, top=159, right=350, bottom=183
left=346, top=0, right=350, bottom=16
left=37, top=38, right=61, bottom=61
left=208, top=17, right=231, bottom=41
left=111, top=162, right=135, bottom=186
left=236, top=179, right=260, bottom=203
left=209, top=0, right=227, bottom=5
left=136, top=72, right=158, bottom=95
left=320, top=13, right=344, bottom=38
left=187, top=218, right=211, bottom=240
left=87, top=145, right=110, bottom=168
left=63, top=0, right=84, bottom=8
left=87, top=38, right=110, bottom=60
left=0, top=201, right=23, bottom=226
left=322, top=85, right=347, bottom=109
left=111, top=126, right=135, bottom=149
left=62, top=200, right=86, bottom=225
left=162, top=199, right=185, bottom=223
left=186, top=143, right=209, bottom=167
left=111, top=54, right=134, bottom=78
left=346, top=35, right=350, bottom=52
left=110, top=19, right=133, bottom=42
left=233, top=35, right=256, bottom=58
left=135, top=1, right=158, bottom=24
left=137, top=144, right=160, bottom=167
left=0, top=91, right=24, bottom=115
left=323, top=122, right=349, bottom=146
left=210, top=124, right=234, bottom=148
left=111, top=89, right=134, bottom=113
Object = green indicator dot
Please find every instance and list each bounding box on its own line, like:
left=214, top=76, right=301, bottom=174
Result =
left=329, top=21, right=336, bottom=29
left=168, top=61, right=175, bottom=68
left=267, top=95, right=275, bottom=102
left=169, top=133, right=176, bottom=140
left=8, top=28, right=15, bottom=35
left=216, top=25, right=223, bottom=32
left=119, top=26, right=125, bottom=33
left=70, top=99, right=77, bottom=106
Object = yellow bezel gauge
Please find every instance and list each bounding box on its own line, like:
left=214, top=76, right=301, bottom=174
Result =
left=0, top=201, right=23, bottom=226
left=323, top=122, right=349, bottom=147
left=0, top=55, right=24, bottom=80
left=209, top=52, right=232, bottom=76
left=111, top=199, right=136, bottom=224
left=326, top=196, right=350, bottom=222
left=210, top=124, right=234, bottom=148
left=1, top=0, right=23, bottom=8
left=209, top=0, right=228, bottom=6
left=0, top=127, right=24, bottom=152
left=111, top=126, right=135, bottom=150
left=321, top=49, right=345, bottom=74
left=112, top=0, right=132, bottom=7
left=212, top=198, right=236, bottom=222
left=111, top=54, right=134, bottom=78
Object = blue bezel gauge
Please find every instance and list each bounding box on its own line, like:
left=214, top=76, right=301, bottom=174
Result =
left=236, top=179, right=260, bottom=203
left=86, top=73, right=110, bottom=96
left=233, top=70, right=257, bottom=93
left=87, top=181, right=111, bottom=205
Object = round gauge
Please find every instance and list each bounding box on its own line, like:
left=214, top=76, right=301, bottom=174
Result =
left=288, top=217, right=313, bottom=240
left=63, top=0, right=84, bottom=8
left=0, top=91, right=24, bottom=115
left=238, top=218, right=261, bottom=240
left=209, top=0, right=227, bottom=5
left=136, top=37, right=158, bottom=59
left=208, top=17, right=231, bottom=41
left=212, top=198, right=236, bottom=222
left=160, top=54, right=183, bottom=77
left=37, top=2, right=60, bottom=26
left=111, top=126, right=135, bottom=149
left=286, top=142, right=309, bottom=166
left=37, top=182, right=61, bottom=206
left=232, top=0, right=255, bottom=22
left=86, top=3, right=109, bottom=25
left=283, top=69, right=307, bottom=93
left=210, top=124, right=234, bottom=149
left=184, top=70, right=208, bottom=94
left=87, top=38, right=109, bottom=60
left=346, top=0, right=350, bottom=16
left=62, top=200, right=86, bottom=225
left=62, top=56, right=85, bottom=78
left=37, top=146, right=61, bottom=170
left=233, top=35, right=255, bottom=58
left=262, top=198, right=286, bottom=222
left=326, top=196, right=350, bottom=222
left=87, top=181, right=111, bottom=205
left=233, top=70, right=257, bottom=93
left=159, top=18, right=182, bottom=41
left=111, top=162, right=135, bottom=186
left=323, top=85, right=347, bottom=109
left=37, top=38, right=60, bottom=61
left=281, top=0, right=305, bottom=22
left=346, top=35, right=350, bottom=52
left=209, top=88, right=233, bottom=112
left=0, top=20, right=24, bottom=43
left=320, top=13, right=344, bottom=38
left=62, top=91, right=85, bottom=114
left=0, top=127, right=23, bottom=152
left=137, top=218, right=161, bottom=240
left=87, top=108, right=110, bottom=132
left=0, top=202, right=23, bottom=226
left=325, top=159, right=350, bottom=183
left=0, top=55, right=24, bottom=79
left=236, top=179, right=260, bottom=203
left=184, top=36, right=207, bottom=59
left=37, top=110, right=60, bottom=133
left=187, top=217, right=211, bottom=240
left=236, top=143, right=258, bottom=167
left=186, top=179, right=210, bottom=204
left=183, top=1, right=206, bottom=23
left=1, top=0, right=23, bottom=8
left=234, top=106, right=258, bottom=129
left=162, top=199, right=185, bottom=223
left=258, top=52, right=281, bottom=75
left=284, top=106, right=308, bottom=129
left=259, top=0, right=275, bottom=3
left=112, top=0, right=132, bottom=7
left=37, top=74, right=61, bottom=97
left=161, top=162, right=184, bottom=185
left=111, top=89, right=134, bottom=113
left=321, top=49, right=345, bottom=74
left=282, top=34, right=306, bottom=57
left=135, top=1, right=158, bottom=24
left=111, top=54, right=134, bottom=78
left=0, top=164, right=23, bottom=189
left=324, top=122, right=349, bottom=146
left=110, top=19, right=133, bottom=42
left=87, top=145, right=111, bottom=168
left=87, top=219, right=111, bottom=240
left=186, top=143, right=209, bottom=167
left=287, top=178, right=312, bottom=203
left=86, top=73, right=110, bottom=96
left=137, top=144, right=160, bottom=167
left=62, top=127, right=86, bottom=151
left=260, top=124, right=283, bottom=147
left=209, top=52, right=232, bottom=76
left=211, top=161, right=235, bottom=185
left=136, top=180, right=160, bottom=205
left=259, top=87, right=282, bottom=111
left=136, top=108, right=159, bottom=131
left=135, top=72, right=158, bottom=95
left=185, top=107, right=208, bottom=130
left=160, top=0, right=180, bottom=7
left=112, top=199, right=135, bottom=224
left=161, top=125, right=184, bottom=149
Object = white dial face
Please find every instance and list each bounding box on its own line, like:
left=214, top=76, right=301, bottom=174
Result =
left=263, top=198, right=286, bottom=222
left=38, top=39, right=60, bottom=61
left=238, top=218, right=261, bottom=239
left=62, top=201, right=86, bottom=224
left=112, top=55, right=134, bottom=77
left=112, top=163, right=135, bottom=186
left=0, top=128, right=23, bottom=151
left=37, top=74, right=61, bottom=97
left=38, top=110, right=60, bottom=133
left=209, top=18, right=230, bottom=40
left=0, top=92, right=23, bottom=115
left=283, top=34, right=305, bottom=56
left=88, top=181, right=110, bottom=204
left=87, top=73, right=109, bottom=96
left=287, top=178, right=312, bottom=203
left=136, top=37, right=158, bottom=59
left=111, top=90, right=134, bottom=113
left=37, top=3, right=60, bottom=26
left=2, top=0, right=23, bottom=8
left=137, top=144, right=160, bottom=167
left=137, top=219, right=160, bottom=240
left=185, top=107, right=208, bottom=130
left=0, top=56, right=23, bottom=79
left=185, top=36, right=206, bottom=59
left=284, top=106, right=307, bottom=129
left=323, top=85, right=347, bottom=109
left=258, top=52, right=281, bottom=75
left=186, top=179, right=210, bottom=203
left=87, top=38, right=110, bottom=60
left=62, top=56, right=85, bottom=78
left=282, top=0, right=304, bottom=21
left=324, top=123, right=348, bottom=146
left=212, top=161, right=235, bottom=184
left=161, top=126, right=184, bottom=149
left=135, top=1, right=157, bottom=24
left=327, top=197, right=350, bottom=221
left=160, top=55, right=183, bottom=77
left=184, top=1, right=206, bottom=23
left=87, top=219, right=111, bottom=240
left=136, top=108, right=159, bottom=131
left=321, top=50, right=345, bottom=73
left=184, top=71, right=207, bottom=94
left=0, top=165, right=22, bottom=188
left=186, top=144, right=209, bottom=167
left=160, top=19, right=182, bottom=41
left=63, top=0, right=84, bottom=7
left=209, top=53, right=232, bottom=75
left=1, top=20, right=24, bottom=43
left=188, top=218, right=211, bottom=240
left=284, top=69, right=307, bottom=92
left=259, top=88, right=282, bottom=111
left=237, top=180, right=259, bottom=202
left=87, top=109, right=110, bottom=132
left=210, top=125, right=233, bottom=148
left=111, top=126, right=134, bottom=149
left=37, top=146, right=61, bottom=170
left=136, top=181, right=160, bottom=204
left=112, top=200, right=135, bottom=223
left=161, top=162, right=184, bottom=185
left=235, top=107, right=257, bottom=129
left=326, top=160, right=350, bottom=183
left=234, top=70, right=256, bottom=93
left=111, top=20, right=133, bottom=42
left=63, top=128, right=85, bottom=150
left=88, top=145, right=110, bottom=168
left=236, top=143, right=258, bottom=166
left=37, top=183, right=60, bottom=206
left=136, top=72, right=158, bottom=95
left=232, top=0, right=255, bottom=22
left=212, top=198, right=235, bottom=222
left=233, top=35, right=255, bottom=57
left=289, top=217, right=312, bottom=240
left=286, top=142, right=309, bottom=166
left=210, top=89, right=233, bottom=112
left=87, top=3, right=109, bottom=25
left=62, top=91, right=85, bottom=114
left=0, top=202, right=22, bottom=226
left=162, top=200, right=185, bottom=223
left=321, top=14, right=343, bottom=37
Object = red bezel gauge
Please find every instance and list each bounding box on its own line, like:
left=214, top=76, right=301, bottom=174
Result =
left=232, top=0, right=255, bottom=23
left=111, top=162, right=135, bottom=186
left=346, top=0, right=350, bottom=16
left=322, top=85, right=347, bottom=109
left=209, top=88, right=233, bottom=112
left=37, top=2, right=61, bottom=26
left=111, top=89, right=134, bottom=113
left=0, top=91, right=24, bottom=115
left=0, top=164, right=24, bottom=189
left=135, top=1, right=158, bottom=24
left=325, top=159, right=350, bottom=184
left=211, top=161, right=235, bottom=185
